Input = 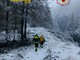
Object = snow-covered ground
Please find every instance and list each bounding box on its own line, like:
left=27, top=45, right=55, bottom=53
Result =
left=0, top=27, right=80, bottom=60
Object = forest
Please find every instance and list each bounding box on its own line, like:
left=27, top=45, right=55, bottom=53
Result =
left=0, top=0, right=80, bottom=60
left=0, top=0, right=53, bottom=49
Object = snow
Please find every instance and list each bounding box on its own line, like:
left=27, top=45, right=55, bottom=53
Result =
left=47, top=0, right=80, bottom=41
left=0, top=30, right=19, bottom=42
left=74, top=28, right=80, bottom=36
left=0, top=27, right=80, bottom=60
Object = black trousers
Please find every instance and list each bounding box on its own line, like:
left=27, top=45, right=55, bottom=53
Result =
left=40, top=41, right=43, bottom=45
left=35, top=43, right=38, bottom=48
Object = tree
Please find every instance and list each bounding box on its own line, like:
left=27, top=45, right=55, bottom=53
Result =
left=6, top=0, right=9, bottom=42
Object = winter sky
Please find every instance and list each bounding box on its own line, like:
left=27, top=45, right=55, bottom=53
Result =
left=47, top=0, right=80, bottom=18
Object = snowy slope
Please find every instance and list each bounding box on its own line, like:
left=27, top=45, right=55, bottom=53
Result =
left=47, top=0, right=80, bottom=41
left=0, top=27, right=80, bottom=60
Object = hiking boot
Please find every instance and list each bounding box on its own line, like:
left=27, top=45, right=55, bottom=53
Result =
left=35, top=48, right=37, bottom=52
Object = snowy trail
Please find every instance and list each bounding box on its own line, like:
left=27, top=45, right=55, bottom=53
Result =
left=0, top=27, right=80, bottom=60
left=23, top=46, right=47, bottom=60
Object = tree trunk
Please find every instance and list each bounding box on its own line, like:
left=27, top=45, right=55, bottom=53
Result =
left=24, top=5, right=28, bottom=40
left=24, top=18, right=26, bottom=39
left=21, top=2, right=24, bottom=40
left=13, top=16, right=17, bottom=40
left=6, top=0, right=9, bottom=42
